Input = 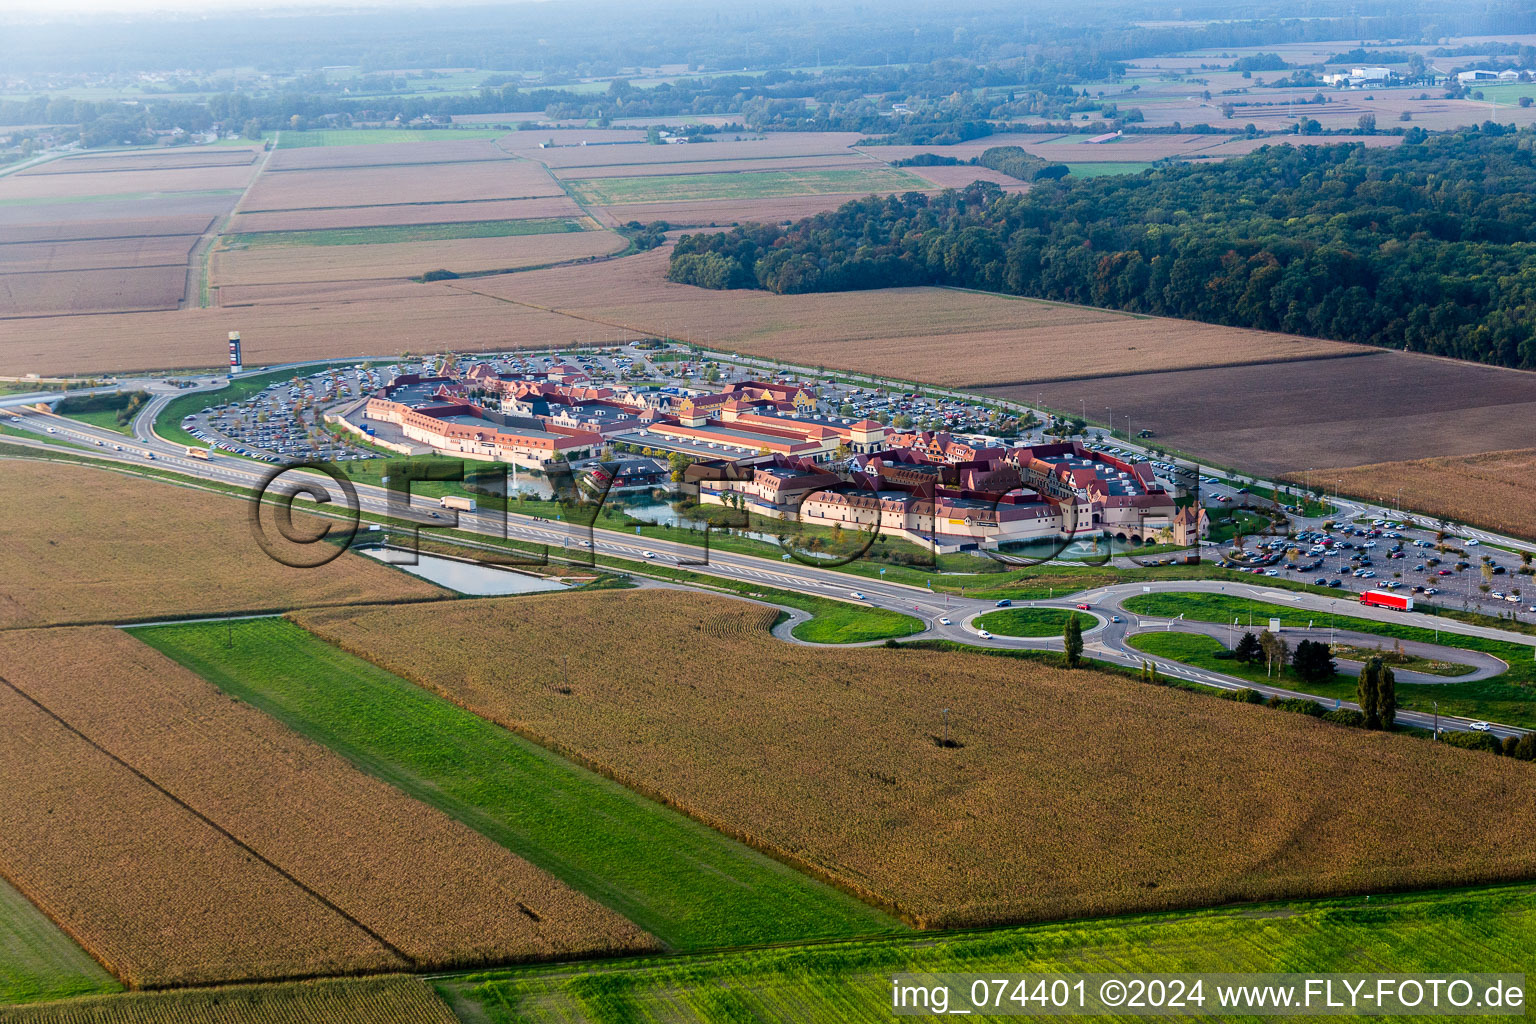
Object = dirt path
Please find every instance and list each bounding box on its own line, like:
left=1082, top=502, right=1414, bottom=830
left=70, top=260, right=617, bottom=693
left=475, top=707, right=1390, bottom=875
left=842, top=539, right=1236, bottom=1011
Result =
left=182, top=136, right=277, bottom=309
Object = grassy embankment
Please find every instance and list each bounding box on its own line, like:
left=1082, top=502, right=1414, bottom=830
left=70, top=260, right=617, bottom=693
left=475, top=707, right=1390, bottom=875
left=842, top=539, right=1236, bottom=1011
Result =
left=132, top=618, right=902, bottom=951
left=438, top=884, right=1536, bottom=1023
left=0, top=877, right=120, bottom=1006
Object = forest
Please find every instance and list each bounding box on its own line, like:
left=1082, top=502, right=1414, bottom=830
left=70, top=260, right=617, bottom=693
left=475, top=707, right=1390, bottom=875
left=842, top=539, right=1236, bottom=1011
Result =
left=668, top=126, right=1536, bottom=370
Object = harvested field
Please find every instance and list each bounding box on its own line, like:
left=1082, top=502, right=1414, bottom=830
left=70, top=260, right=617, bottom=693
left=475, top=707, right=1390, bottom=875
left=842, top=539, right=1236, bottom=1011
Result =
left=226, top=196, right=582, bottom=233
left=293, top=590, right=1536, bottom=929
left=862, top=134, right=1401, bottom=166
left=0, top=676, right=401, bottom=987
left=211, top=229, right=628, bottom=286
left=274, top=128, right=509, bottom=149
left=1000, top=351, right=1536, bottom=476
left=1300, top=449, right=1536, bottom=540
left=450, top=248, right=1361, bottom=386
left=564, top=167, right=930, bottom=206
left=0, top=460, right=442, bottom=627
left=267, top=139, right=511, bottom=171
left=0, top=976, right=457, bottom=1024
left=0, top=165, right=255, bottom=201
left=532, top=133, right=867, bottom=169
left=0, top=291, right=617, bottom=373
left=899, top=164, right=1027, bottom=189
left=239, top=161, right=563, bottom=212
left=0, top=236, right=196, bottom=274
left=19, top=150, right=258, bottom=175
left=0, top=267, right=185, bottom=317
left=0, top=195, right=230, bottom=237
left=0, top=626, right=653, bottom=985
left=226, top=218, right=584, bottom=247
left=551, top=155, right=877, bottom=179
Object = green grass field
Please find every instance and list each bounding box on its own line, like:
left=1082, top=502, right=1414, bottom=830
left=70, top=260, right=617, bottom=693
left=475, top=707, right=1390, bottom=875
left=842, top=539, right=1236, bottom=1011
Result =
left=225, top=217, right=585, bottom=248
left=438, top=884, right=1536, bottom=1024
left=274, top=128, right=509, bottom=149
left=131, top=618, right=901, bottom=951
left=973, top=607, right=1079, bottom=637
left=0, top=876, right=119, bottom=1005
left=565, top=167, right=930, bottom=206
left=1123, top=592, right=1536, bottom=725
left=54, top=408, right=133, bottom=436
left=1064, top=162, right=1154, bottom=177
left=790, top=600, right=925, bottom=643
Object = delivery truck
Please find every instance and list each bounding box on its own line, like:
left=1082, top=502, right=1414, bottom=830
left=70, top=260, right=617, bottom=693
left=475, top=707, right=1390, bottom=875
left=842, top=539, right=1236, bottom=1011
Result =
left=439, top=495, right=477, bottom=512
left=185, top=446, right=211, bottom=460
left=1360, top=589, right=1413, bottom=611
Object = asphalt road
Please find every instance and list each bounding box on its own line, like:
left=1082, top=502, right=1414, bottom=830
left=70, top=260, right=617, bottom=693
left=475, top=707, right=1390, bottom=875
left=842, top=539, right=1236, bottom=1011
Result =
left=4, top=386, right=1532, bottom=740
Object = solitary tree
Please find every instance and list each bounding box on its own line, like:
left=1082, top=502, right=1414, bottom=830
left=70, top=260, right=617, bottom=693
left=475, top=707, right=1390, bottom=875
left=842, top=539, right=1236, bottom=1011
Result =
left=1233, top=631, right=1263, bottom=664
left=1063, top=613, right=1084, bottom=668
left=1378, top=659, right=1397, bottom=729
left=1359, top=656, right=1386, bottom=729
left=1291, top=639, right=1336, bottom=683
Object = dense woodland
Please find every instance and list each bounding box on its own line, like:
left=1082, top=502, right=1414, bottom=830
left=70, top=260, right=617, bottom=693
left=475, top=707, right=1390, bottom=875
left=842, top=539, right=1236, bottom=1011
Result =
left=669, top=126, right=1536, bottom=369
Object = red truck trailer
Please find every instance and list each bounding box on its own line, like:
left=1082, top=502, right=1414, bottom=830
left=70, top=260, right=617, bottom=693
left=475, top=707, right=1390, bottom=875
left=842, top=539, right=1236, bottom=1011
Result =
left=1360, top=589, right=1413, bottom=611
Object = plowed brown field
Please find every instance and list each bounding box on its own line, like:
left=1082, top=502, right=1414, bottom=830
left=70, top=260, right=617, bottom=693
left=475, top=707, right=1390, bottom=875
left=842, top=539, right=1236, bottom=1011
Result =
left=239, top=161, right=563, bottom=212
left=1300, top=448, right=1536, bottom=540
left=294, top=590, right=1536, bottom=930
left=210, top=230, right=626, bottom=287
left=0, top=166, right=254, bottom=201
left=0, top=236, right=198, bottom=274
left=267, top=139, right=509, bottom=171
left=450, top=247, right=1359, bottom=385
left=532, top=132, right=867, bottom=169
left=225, top=196, right=582, bottom=233
left=0, top=267, right=185, bottom=317
left=19, top=150, right=259, bottom=175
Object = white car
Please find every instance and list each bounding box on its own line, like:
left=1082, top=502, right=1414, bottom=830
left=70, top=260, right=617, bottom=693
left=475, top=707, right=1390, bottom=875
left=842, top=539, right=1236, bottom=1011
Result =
left=1466, top=539, right=1481, bottom=546
left=938, top=616, right=952, bottom=626
left=850, top=591, right=866, bottom=600
left=642, top=550, right=655, bottom=559
left=1469, top=722, right=1493, bottom=733
left=977, top=629, right=993, bottom=639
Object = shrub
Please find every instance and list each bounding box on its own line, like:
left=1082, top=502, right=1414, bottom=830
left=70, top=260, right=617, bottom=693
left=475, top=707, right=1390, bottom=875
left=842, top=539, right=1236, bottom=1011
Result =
left=420, top=268, right=459, bottom=281
left=1322, top=708, right=1365, bottom=728
left=1272, top=697, right=1326, bottom=717
left=1516, top=733, right=1536, bottom=761
left=1224, top=688, right=1267, bottom=704
left=1443, top=730, right=1502, bottom=754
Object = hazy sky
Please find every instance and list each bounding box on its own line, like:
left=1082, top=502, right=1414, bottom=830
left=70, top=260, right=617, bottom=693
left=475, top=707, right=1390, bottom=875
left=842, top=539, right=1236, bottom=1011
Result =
left=5, top=0, right=505, bottom=15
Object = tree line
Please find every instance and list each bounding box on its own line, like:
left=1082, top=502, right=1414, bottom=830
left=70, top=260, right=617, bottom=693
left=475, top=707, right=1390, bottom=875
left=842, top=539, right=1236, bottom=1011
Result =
left=669, top=125, right=1536, bottom=369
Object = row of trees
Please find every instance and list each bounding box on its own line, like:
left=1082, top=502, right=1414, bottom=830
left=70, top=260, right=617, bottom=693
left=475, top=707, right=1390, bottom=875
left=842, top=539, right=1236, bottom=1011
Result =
left=670, top=126, right=1536, bottom=370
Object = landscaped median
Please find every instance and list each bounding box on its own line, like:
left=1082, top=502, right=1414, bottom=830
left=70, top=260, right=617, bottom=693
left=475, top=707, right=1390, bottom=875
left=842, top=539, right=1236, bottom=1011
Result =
left=971, top=606, right=1085, bottom=637
left=1122, top=592, right=1536, bottom=729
